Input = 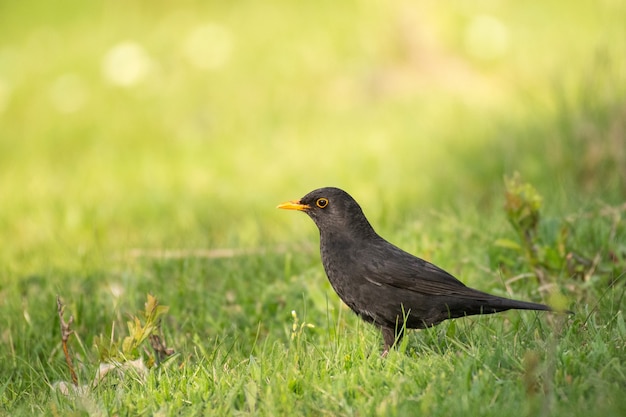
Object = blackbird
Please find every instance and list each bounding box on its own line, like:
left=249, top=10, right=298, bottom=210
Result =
left=278, top=187, right=561, bottom=355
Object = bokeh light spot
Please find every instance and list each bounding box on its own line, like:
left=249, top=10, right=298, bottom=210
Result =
left=102, top=41, right=152, bottom=86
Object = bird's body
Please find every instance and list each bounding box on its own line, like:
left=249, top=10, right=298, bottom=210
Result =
left=278, top=187, right=558, bottom=354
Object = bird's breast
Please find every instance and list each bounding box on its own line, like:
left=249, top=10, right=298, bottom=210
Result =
left=319, top=234, right=373, bottom=300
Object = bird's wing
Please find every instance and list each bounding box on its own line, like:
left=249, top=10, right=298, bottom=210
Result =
left=359, top=240, right=476, bottom=296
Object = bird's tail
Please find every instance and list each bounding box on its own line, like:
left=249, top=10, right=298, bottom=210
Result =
left=493, top=297, right=552, bottom=312
left=450, top=289, right=572, bottom=317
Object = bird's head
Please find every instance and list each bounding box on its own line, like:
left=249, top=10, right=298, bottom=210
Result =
left=277, top=187, right=375, bottom=237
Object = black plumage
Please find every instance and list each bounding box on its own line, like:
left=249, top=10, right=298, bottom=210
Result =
left=278, top=187, right=562, bottom=355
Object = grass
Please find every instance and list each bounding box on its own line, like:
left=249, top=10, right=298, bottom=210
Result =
left=1, top=1, right=625, bottom=416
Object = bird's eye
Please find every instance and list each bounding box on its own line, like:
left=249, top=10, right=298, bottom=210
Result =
left=316, top=198, right=329, bottom=208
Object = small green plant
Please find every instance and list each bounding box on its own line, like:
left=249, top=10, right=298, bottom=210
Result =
left=94, top=293, right=173, bottom=366
left=499, top=173, right=624, bottom=306
left=55, top=294, right=174, bottom=395
left=501, top=172, right=552, bottom=286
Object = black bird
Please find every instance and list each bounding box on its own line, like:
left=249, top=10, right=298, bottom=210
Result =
left=278, top=187, right=561, bottom=355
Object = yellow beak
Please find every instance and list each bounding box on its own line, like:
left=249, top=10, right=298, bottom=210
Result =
left=277, top=200, right=309, bottom=211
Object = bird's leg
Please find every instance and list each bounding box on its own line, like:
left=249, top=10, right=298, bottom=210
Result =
left=381, top=347, right=389, bottom=358
left=381, top=326, right=403, bottom=357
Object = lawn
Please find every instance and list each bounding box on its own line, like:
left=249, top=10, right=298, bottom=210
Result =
left=1, top=1, right=625, bottom=416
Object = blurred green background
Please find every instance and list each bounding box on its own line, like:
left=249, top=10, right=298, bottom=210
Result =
left=0, top=0, right=624, bottom=264
left=1, top=1, right=626, bottom=415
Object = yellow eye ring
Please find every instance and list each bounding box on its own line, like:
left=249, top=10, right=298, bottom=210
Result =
left=316, top=198, right=329, bottom=208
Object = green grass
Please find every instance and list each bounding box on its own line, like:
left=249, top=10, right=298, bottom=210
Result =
left=1, top=1, right=625, bottom=416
